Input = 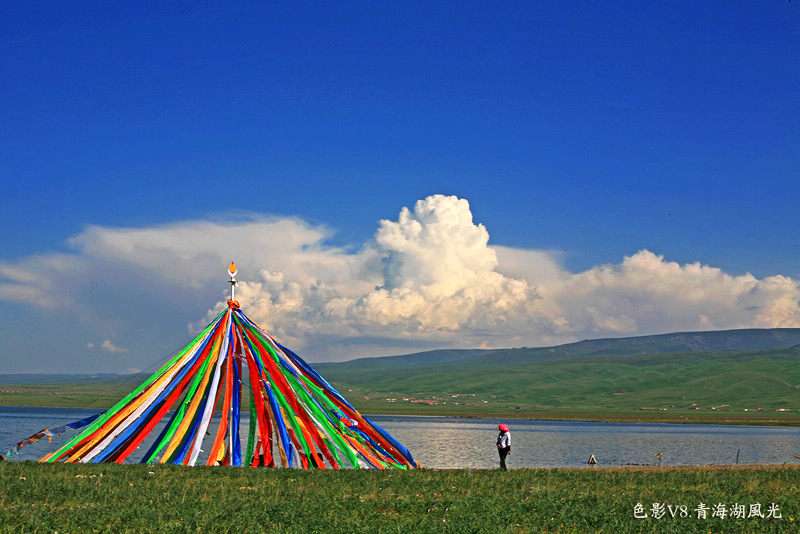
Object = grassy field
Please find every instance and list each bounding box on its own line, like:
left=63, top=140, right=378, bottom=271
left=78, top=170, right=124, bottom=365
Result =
left=0, top=462, right=798, bottom=533
left=3, top=375, right=800, bottom=427
left=316, top=347, right=800, bottom=426
left=3, top=339, right=800, bottom=427
left=0, top=376, right=146, bottom=411
left=331, top=398, right=800, bottom=426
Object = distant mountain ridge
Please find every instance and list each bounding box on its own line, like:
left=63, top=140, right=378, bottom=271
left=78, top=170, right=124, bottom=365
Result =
left=316, top=327, right=800, bottom=372
left=4, top=328, right=800, bottom=381
left=0, top=373, right=125, bottom=384
left=4, top=328, right=800, bottom=414
left=313, top=328, right=800, bottom=414
left=547, top=328, right=800, bottom=355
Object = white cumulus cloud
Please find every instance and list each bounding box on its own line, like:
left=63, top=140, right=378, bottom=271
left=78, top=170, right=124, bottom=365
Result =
left=541, top=250, right=800, bottom=338
left=197, top=195, right=800, bottom=355
left=202, top=195, right=541, bottom=350
left=2, top=193, right=800, bottom=366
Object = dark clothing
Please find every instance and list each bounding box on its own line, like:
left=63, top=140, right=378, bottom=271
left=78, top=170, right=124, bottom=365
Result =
left=497, top=430, right=511, bottom=470
left=498, top=446, right=510, bottom=470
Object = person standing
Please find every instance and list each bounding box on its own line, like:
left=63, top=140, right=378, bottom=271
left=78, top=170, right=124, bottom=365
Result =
left=497, top=423, right=511, bottom=470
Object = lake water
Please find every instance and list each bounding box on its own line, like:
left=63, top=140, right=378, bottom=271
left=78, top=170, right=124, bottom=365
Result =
left=3, top=406, right=800, bottom=469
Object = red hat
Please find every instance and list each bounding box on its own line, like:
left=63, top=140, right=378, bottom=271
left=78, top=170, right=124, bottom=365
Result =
left=498, top=423, right=509, bottom=432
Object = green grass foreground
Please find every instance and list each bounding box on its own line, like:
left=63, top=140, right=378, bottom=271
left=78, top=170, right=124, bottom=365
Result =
left=1, top=463, right=799, bottom=533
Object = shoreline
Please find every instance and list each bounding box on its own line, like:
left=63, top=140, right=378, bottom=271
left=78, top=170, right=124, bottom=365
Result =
left=4, top=403, right=800, bottom=427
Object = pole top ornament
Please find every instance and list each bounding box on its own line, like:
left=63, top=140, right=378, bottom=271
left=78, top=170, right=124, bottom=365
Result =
left=228, top=262, right=239, bottom=305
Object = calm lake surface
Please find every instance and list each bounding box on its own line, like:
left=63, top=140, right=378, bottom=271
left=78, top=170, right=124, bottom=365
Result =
left=3, top=406, right=799, bottom=469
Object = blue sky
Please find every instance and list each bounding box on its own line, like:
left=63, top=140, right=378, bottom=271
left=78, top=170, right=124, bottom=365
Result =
left=1, top=2, right=799, bottom=374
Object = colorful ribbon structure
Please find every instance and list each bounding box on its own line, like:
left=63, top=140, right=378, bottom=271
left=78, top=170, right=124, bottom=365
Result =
left=0, top=414, right=100, bottom=461
left=36, top=300, right=417, bottom=469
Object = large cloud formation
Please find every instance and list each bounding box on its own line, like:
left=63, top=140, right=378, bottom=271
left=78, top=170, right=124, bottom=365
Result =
left=1, top=194, right=799, bottom=365
left=230, top=195, right=540, bottom=349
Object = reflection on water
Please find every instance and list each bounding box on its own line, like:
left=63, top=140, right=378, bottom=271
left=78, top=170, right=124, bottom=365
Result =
left=3, top=407, right=800, bottom=469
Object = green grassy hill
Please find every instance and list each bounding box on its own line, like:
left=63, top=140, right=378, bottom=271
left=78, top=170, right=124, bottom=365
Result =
left=316, top=328, right=800, bottom=373
left=320, top=347, right=800, bottom=413
left=3, top=328, right=800, bottom=423
left=314, top=329, right=800, bottom=422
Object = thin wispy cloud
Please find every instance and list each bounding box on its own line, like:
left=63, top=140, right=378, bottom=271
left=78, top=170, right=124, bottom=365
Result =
left=99, top=339, right=128, bottom=354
